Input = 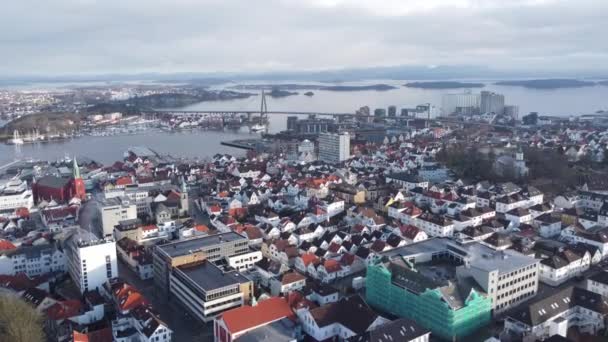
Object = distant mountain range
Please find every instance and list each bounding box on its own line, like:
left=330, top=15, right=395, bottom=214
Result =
left=2, top=65, right=608, bottom=86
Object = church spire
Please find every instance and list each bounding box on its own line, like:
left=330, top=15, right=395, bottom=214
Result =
left=73, top=157, right=81, bottom=179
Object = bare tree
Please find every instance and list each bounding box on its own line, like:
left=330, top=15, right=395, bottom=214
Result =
left=0, top=294, right=44, bottom=342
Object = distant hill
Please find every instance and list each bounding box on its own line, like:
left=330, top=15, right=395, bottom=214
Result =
left=495, top=79, right=597, bottom=89
left=404, top=81, right=485, bottom=89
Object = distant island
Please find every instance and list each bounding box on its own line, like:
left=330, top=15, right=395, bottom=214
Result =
left=304, top=91, right=314, bottom=96
left=404, top=81, right=485, bottom=89
left=495, top=79, right=597, bottom=89
left=230, top=83, right=397, bottom=92
left=598, top=80, right=608, bottom=86
left=267, top=88, right=298, bottom=98
left=322, top=84, right=397, bottom=91
left=126, top=90, right=255, bottom=108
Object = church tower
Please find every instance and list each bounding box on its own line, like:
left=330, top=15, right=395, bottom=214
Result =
left=180, top=176, right=189, bottom=215
left=72, top=157, right=86, bottom=200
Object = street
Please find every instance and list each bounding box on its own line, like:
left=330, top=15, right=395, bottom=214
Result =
left=117, top=260, right=213, bottom=341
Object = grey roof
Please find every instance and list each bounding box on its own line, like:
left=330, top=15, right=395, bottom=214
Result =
left=36, top=175, right=71, bottom=189
left=235, top=319, right=297, bottom=342
left=157, top=231, right=246, bottom=258
left=346, top=318, right=430, bottom=342
left=176, top=261, right=250, bottom=292
left=508, top=286, right=608, bottom=327
left=382, top=238, right=537, bottom=275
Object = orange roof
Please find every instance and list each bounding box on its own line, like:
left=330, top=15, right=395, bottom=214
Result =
left=0, top=239, right=17, bottom=250
left=300, top=253, right=319, bottom=266
left=73, top=327, right=112, bottom=342
left=221, top=297, right=294, bottom=334
left=115, top=176, right=133, bottom=186
left=323, top=259, right=342, bottom=273
left=195, top=224, right=209, bottom=232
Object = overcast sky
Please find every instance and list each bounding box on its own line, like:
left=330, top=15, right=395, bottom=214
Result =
left=2, top=0, right=607, bottom=76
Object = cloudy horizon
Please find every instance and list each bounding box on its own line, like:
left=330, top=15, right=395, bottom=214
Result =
left=2, top=0, right=607, bottom=77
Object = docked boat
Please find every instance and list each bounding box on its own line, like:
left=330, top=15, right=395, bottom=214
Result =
left=7, top=130, right=24, bottom=145
left=251, top=124, right=266, bottom=132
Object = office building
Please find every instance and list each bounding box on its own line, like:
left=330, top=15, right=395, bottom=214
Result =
left=441, top=92, right=480, bottom=116
left=504, top=105, right=520, bottom=119
left=152, top=232, right=250, bottom=297
left=170, top=260, right=253, bottom=322
left=374, top=108, right=386, bottom=117
left=480, top=91, right=505, bottom=114
left=318, top=132, right=350, bottom=164
left=0, top=178, right=34, bottom=211
left=64, top=228, right=118, bottom=293
left=387, top=105, right=397, bottom=117
left=99, top=196, right=138, bottom=237
left=285, top=116, right=332, bottom=134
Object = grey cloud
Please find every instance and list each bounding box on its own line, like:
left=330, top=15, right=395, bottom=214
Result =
left=0, top=0, right=606, bottom=76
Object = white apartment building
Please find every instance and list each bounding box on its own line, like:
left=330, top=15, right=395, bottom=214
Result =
left=225, top=250, right=263, bottom=272
left=455, top=242, right=539, bottom=314
left=318, top=132, right=350, bottom=164
left=64, top=229, right=118, bottom=293
left=539, top=250, right=590, bottom=286
left=441, top=92, right=480, bottom=116
left=105, top=186, right=151, bottom=215
left=0, top=244, right=66, bottom=277
left=586, top=271, right=608, bottom=297
left=503, top=286, right=607, bottom=341
left=0, top=178, right=34, bottom=211
left=100, top=196, right=138, bottom=237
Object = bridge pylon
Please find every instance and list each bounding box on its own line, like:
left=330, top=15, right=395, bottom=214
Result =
left=260, top=90, right=268, bottom=120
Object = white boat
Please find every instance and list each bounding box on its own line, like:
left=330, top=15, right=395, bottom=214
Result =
left=8, top=130, right=24, bottom=145
left=251, top=124, right=266, bottom=132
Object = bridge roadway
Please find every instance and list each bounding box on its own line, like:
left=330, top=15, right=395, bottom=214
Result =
left=146, top=110, right=515, bottom=129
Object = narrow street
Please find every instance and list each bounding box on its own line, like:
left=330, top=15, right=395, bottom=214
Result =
left=117, top=260, right=213, bottom=341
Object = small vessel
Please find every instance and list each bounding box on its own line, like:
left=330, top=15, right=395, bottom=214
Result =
left=8, top=130, right=24, bottom=145
left=251, top=124, right=266, bottom=132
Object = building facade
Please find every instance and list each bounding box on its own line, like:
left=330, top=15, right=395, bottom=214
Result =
left=318, top=133, right=350, bottom=164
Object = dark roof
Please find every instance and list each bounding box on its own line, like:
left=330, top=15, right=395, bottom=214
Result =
left=176, top=261, right=250, bottom=291
left=309, top=295, right=378, bottom=334
left=346, top=318, right=430, bottom=342
left=36, top=175, right=71, bottom=189
left=589, top=271, right=608, bottom=286
left=508, top=286, right=608, bottom=326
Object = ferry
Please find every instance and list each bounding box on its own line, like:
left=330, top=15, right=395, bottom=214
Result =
left=251, top=124, right=266, bottom=132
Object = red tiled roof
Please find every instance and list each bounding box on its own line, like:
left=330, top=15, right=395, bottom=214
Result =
left=300, top=253, right=319, bottom=267
left=45, top=300, right=82, bottom=320
left=115, top=176, right=133, bottom=186
left=0, top=239, right=17, bottom=250
left=73, top=327, right=112, bottom=342
left=323, top=259, right=342, bottom=273
left=220, top=297, right=294, bottom=334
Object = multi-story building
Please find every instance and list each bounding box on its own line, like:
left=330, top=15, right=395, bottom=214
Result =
left=480, top=91, right=505, bottom=115
left=441, top=92, right=480, bottom=116
left=587, top=271, right=608, bottom=297
left=366, top=254, right=492, bottom=340
left=373, top=238, right=539, bottom=317
left=0, top=178, right=34, bottom=211
left=503, top=286, right=608, bottom=341
left=0, top=244, right=66, bottom=277
left=99, top=196, right=137, bottom=237
left=64, top=228, right=117, bottom=293
left=152, top=232, right=250, bottom=297
left=170, top=261, right=253, bottom=322
left=318, top=132, right=350, bottom=164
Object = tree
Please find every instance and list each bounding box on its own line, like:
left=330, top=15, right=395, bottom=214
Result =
left=522, top=112, right=538, bottom=126
left=0, top=294, right=45, bottom=342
